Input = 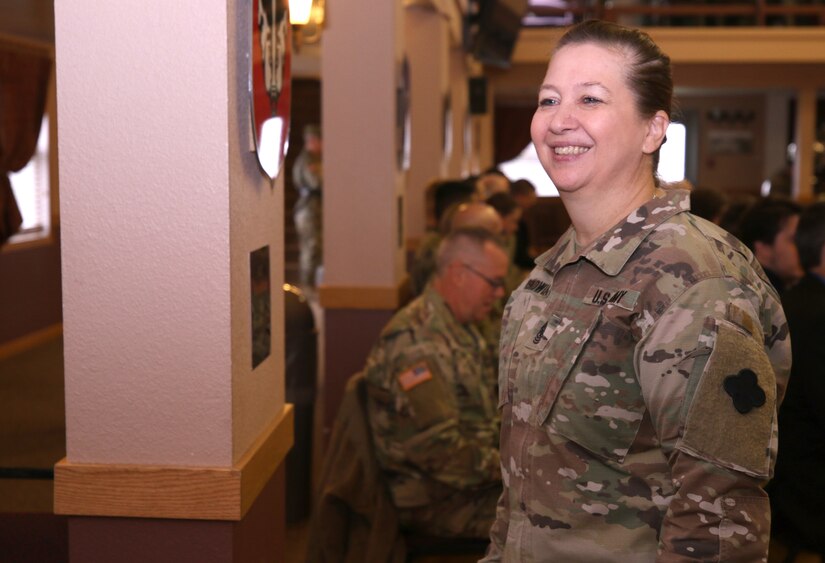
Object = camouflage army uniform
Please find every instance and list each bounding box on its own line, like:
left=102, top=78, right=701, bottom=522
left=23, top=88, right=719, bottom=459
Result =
left=483, top=189, right=791, bottom=562
left=292, top=148, right=322, bottom=287
left=364, top=286, right=502, bottom=538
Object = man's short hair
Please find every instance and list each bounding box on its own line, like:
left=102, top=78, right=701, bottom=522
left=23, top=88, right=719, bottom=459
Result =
left=795, top=202, right=825, bottom=271
left=435, top=227, right=502, bottom=275
left=433, top=180, right=477, bottom=224
left=303, top=124, right=321, bottom=138
left=689, top=187, right=727, bottom=223
left=486, top=192, right=519, bottom=218
left=738, top=197, right=802, bottom=251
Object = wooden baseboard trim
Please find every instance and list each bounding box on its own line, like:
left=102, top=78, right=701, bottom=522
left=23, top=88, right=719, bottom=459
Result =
left=0, top=323, right=62, bottom=362
left=54, top=404, right=294, bottom=521
left=319, top=277, right=410, bottom=310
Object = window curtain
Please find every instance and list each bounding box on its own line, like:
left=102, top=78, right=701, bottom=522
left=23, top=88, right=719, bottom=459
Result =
left=0, top=46, right=52, bottom=245
left=493, top=104, right=536, bottom=166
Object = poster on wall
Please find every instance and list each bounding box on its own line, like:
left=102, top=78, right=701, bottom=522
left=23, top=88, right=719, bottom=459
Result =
left=250, top=246, right=271, bottom=369
left=252, top=0, right=292, bottom=180
left=708, top=129, right=754, bottom=155
left=396, top=57, right=411, bottom=172
left=442, top=93, right=453, bottom=162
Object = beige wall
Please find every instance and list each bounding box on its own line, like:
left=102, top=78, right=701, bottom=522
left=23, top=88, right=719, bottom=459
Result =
left=57, top=0, right=283, bottom=468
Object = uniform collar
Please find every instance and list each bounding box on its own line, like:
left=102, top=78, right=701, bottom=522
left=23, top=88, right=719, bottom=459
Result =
left=422, top=285, right=485, bottom=347
left=537, top=189, right=691, bottom=277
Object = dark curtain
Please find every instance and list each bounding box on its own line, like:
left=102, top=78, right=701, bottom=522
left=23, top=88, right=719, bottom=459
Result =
left=0, top=46, right=52, bottom=245
left=493, top=104, right=536, bottom=166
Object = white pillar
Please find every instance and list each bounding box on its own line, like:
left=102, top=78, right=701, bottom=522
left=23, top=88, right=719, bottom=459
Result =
left=55, top=0, right=289, bottom=522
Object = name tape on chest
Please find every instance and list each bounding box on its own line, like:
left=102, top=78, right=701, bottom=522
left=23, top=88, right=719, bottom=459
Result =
left=525, top=278, right=551, bottom=297
left=584, top=286, right=639, bottom=311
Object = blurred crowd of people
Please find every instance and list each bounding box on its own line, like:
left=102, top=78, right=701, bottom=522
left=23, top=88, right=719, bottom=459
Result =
left=683, top=184, right=825, bottom=559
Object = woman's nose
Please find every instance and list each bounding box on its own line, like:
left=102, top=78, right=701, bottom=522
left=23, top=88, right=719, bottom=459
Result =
left=548, top=105, right=575, bottom=133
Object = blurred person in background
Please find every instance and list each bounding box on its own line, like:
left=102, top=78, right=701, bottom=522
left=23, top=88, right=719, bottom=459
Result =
left=738, top=197, right=804, bottom=292
left=770, top=202, right=825, bottom=561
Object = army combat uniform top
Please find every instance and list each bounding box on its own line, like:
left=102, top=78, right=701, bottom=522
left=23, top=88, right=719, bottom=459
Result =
left=364, top=286, right=501, bottom=538
left=292, top=147, right=322, bottom=287
left=482, top=190, right=791, bottom=562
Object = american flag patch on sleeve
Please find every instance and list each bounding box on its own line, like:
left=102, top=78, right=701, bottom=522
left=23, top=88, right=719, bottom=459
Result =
left=397, top=362, right=433, bottom=391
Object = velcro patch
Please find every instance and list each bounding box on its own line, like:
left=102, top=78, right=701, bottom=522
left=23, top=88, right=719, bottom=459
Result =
left=583, top=286, right=639, bottom=311
left=398, top=362, right=433, bottom=391
left=679, top=318, right=776, bottom=478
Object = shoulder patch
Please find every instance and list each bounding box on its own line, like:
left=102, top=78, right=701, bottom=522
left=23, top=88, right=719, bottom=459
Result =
left=396, top=358, right=454, bottom=429
left=679, top=318, right=776, bottom=478
left=398, top=362, right=433, bottom=391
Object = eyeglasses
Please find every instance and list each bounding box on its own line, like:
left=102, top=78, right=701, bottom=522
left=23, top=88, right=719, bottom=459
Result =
left=462, top=263, right=506, bottom=290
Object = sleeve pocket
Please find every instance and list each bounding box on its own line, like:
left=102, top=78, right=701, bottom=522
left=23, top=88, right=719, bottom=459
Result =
left=678, top=318, right=777, bottom=479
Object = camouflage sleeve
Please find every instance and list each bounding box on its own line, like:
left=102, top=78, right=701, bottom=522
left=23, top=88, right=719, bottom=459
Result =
left=480, top=292, right=522, bottom=563
left=636, top=277, right=790, bottom=561
left=369, top=336, right=501, bottom=491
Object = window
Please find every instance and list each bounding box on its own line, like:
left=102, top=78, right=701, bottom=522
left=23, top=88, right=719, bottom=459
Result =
left=500, top=122, right=688, bottom=196
left=658, top=122, right=686, bottom=183
left=8, top=115, right=50, bottom=243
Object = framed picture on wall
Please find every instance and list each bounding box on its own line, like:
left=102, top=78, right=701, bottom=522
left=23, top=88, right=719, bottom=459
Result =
left=251, top=0, right=292, bottom=180
left=442, top=92, right=453, bottom=162
left=396, top=56, right=411, bottom=172
left=250, top=245, right=271, bottom=368
left=708, top=129, right=754, bottom=155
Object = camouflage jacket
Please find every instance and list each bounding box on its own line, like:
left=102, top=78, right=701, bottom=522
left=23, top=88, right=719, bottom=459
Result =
left=292, top=149, right=322, bottom=195
left=482, top=190, right=791, bottom=562
left=364, top=286, right=501, bottom=509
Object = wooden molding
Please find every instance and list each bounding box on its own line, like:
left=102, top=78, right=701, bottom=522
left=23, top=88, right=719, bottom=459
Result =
left=54, top=404, right=294, bottom=521
left=0, top=323, right=62, bottom=362
left=514, top=27, right=825, bottom=66
left=318, top=277, right=410, bottom=310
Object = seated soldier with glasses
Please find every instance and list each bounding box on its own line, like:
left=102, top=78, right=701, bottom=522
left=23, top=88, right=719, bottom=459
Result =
left=363, top=227, right=507, bottom=539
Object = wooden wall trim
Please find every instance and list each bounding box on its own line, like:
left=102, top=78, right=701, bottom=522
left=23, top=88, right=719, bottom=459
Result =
left=54, top=404, right=294, bottom=521
left=0, top=34, right=55, bottom=57
left=0, top=323, right=62, bottom=362
left=318, top=277, right=410, bottom=310
left=514, top=27, right=825, bottom=65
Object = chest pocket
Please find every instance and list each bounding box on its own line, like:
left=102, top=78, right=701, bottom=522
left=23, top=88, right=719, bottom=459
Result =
left=497, top=291, right=534, bottom=409
left=534, top=308, right=646, bottom=465
left=506, top=304, right=603, bottom=415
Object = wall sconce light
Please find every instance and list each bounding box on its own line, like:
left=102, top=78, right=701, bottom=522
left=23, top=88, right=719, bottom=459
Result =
left=289, top=0, right=313, bottom=25
left=290, top=0, right=325, bottom=48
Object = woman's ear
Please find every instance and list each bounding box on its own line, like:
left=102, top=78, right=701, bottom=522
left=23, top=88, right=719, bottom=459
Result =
left=642, top=110, right=669, bottom=155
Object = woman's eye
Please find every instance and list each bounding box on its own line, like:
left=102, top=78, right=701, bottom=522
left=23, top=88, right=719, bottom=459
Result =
left=538, top=98, right=557, bottom=107
left=582, top=96, right=602, bottom=105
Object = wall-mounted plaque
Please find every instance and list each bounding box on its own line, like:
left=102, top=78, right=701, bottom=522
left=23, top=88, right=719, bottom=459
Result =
left=396, top=56, right=411, bottom=172
left=252, top=0, right=292, bottom=180
left=250, top=245, right=271, bottom=368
